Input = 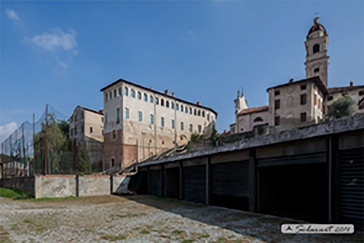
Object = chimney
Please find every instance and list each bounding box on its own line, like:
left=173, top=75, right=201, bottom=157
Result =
left=150, top=87, right=153, bottom=90
left=289, top=78, right=294, bottom=83
left=172, top=92, right=175, bottom=97
left=314, top=17, right=319, bottom=24
left=196, top=101, right=201, bottom=105
left=165, top=89, right=169, bottom=95
left=350, top=81, right=353, bottom=87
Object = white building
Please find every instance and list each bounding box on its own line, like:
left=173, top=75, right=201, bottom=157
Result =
left=101, top=79, right=217, bottom=170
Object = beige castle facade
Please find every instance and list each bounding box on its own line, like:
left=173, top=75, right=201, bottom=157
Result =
left=101, top=79, right=217, bottom=170
left=230, top=17, right=364, bottom=135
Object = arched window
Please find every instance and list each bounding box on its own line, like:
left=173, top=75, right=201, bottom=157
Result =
left=118, top=88, right=121, bottom=96
left=198, top=110, right=201, bottom=116
left=161, top=99, right=164, bottom=106
left=111, top=158, right=115, bottom=167
left=109, top=92, right=112, bottom=100
left=166, top=101, right=169, bottom=108
left=189, top=108, right=192, bottom=114
left=202, top=111, right=205, bottom=117
left=314, top=68, right=319, bottom=73
left=137, top=92, right=141, bottom=100
left=150, top=96, right=153, bottom=103
left=105, top=93, right=108, bottom=102
left=124, top=87, right=128, bottom=96
left=114, top=90, right=117, bottom=98
left=144, top=93, right=147, bottom=102
left=194, top=109, right=196, bottom=116
left=313, top=44, right=319, bottom=54
left=171, top=102, right=174, bottom=109
left=185, top=107, right=188, bottom=113
left=112, top=130, right=117, bottom=139
left=181, top=105, right=183, bottom=112
left=176, top=104, right=179, bottom=110
left=156, top=98, right=159, bottom=105
left=131, top=89, right=135, bottom=98
left=253, top=117, right=263, bottom=123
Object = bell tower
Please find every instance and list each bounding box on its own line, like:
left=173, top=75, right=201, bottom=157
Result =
left=304, top=17, right=329, bottom=87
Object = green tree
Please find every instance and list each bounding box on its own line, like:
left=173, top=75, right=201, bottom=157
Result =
left=326, top=95, right=355, bottom=120
left=191, top=132, right=203, bottom=142
left=209, top=125, right=219, bottom=147
left=77, top=146, right=91, bottom=174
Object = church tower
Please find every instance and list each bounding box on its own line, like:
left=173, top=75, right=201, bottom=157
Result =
left=304, top=17, right=329, bottom=87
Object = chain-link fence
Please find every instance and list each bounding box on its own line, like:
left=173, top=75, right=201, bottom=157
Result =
left=1, top=104, right=180, bottom=178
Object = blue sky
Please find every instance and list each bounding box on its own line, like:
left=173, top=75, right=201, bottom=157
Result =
left=1, top=1, right=364, bottom=142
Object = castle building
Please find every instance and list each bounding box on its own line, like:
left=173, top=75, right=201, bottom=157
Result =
left=69, top=106, right=104, bottom=169
left=101, top=78, right=217, bottom=170
left=230, top=17, right=364, bottom=134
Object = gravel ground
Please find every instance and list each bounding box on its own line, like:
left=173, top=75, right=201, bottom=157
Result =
left=0, top=195, right=362, bottom=242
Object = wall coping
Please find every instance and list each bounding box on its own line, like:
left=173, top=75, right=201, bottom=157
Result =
left=136, top=113, right=364, bottom=167
left=41, top=175, right=77, bottom=178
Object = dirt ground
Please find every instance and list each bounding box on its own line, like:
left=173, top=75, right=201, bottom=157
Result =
left=0, top=195, right=362, bottom=242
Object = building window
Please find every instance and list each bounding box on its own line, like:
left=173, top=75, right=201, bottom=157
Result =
left=111, top=158, right=115, bottom=167
left=274, top=90, right=280, bottom=96
left=75, top=115, right=78, bottom=121
left=125, top=107, right=129, bottom=119
left=198, top=125, right=202, bottom=133
left=314, top=94, right=317, bottom=106
left=314, top=68, right=319, bottom=73
left=116, top=108, right=120, bottom=124
left=143, top=93, right=147, bottom=101
left=156, top=98, right=159, bottom=105
left=181, top=122, right=184, bottom=131
left=112, top=130, right=117, bottom=139
left=198, top=110, right=201, bottom=116
left=359, top=91, right=364, bottom=96
left=71, top=128, right=73, bottom=136
left=253, top=117, right=263, bottom=122
left=75, top=127, right=78, bottom=135
left=171, top=102, right=174, bottom=109
left=137, top=92, right=141, bottom=100
left=161, top=117, right=165, bottom=127
left=194, top=109, right=196, bottom=116
left=240, top=128, right=244, bottom=132
left=275, top=99, right=280, bottom=109
left=185, top=107, right=188, bottom=113
left=300, top=112, right=307, bottom=122
left=300, top=94, right=307, bottom=105
left=176, top=104, right=179, bottom=110
left=166, top=101, right=169, bottom=108
left=150, top=114, right=154, bottom=125
left=181, top=105, right=183, bottom=112
left=313, top=44, right=320, bottom=54
left=327, top=96, right=333, bottom=101
left=274, top=116, right=280, bottom=126
left=105, top=93, right=108, bottom=102
left=118, top=88, right=121, bottom=96
left=301, top=85, right=306, bottom=90
left=138, top=111, right=142, bottom=121
left=90, top=127, right=93, bottom=133
left=81, top=125, right=84, bottom=133
left=202, top=111, right=205, bottom=117
left=207, top=114, right=210, bottom=121
left=131, top=89, right=135, bottom=98
left=172, top=119, right=175, bottom=129
left=150, top=96, right=153, bottom=103
left=114, top=90, right=117, bottom=98
left=124, top=87, right=128, bottom=96
left=189, top=108, right=192, bottom=114
left=105, top=113, right=108, bottom=124
left=189, top=124, right=193, bottom=132
left=318, top=99, right=321, bottom=109
left=161, top=99, right=164, bottom=106
left=109, top=92, right=112, bottom=100
left=102, top=117, right=104, bottom=123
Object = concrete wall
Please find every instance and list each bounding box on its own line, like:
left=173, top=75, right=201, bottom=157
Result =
left=31, top=175, right=126, bottom=199
left=2, top=176, right=35, bottom=196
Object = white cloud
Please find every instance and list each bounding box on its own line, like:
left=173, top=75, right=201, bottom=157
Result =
left=6, top=9, right=20, bottom=21
left=58, top=60, right=68, bottom=69
left=0, top=122, right=18, bottom=143
left=28, top=28, right=78, bottom=51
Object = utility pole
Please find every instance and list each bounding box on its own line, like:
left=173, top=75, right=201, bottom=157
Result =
left=33, top=114, right=36, bottom=175
left=44, top=104, right=48, bottom=175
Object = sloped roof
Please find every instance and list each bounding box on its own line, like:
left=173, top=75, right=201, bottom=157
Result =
left=238, top=106, right=269, bottom=116
left=328, top=85, right=364, bottom=94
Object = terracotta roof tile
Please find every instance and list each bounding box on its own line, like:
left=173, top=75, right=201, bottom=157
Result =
left=238, top=106, right=269, bottom=116
left=230, top=122, right=236, bottom=126
left=328, top=85, right=364, bottom=94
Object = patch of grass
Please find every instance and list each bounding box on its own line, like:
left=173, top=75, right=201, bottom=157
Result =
left=181, top=240, right=194, bottom=243
left=0, top=187, right=34, bottom=199
left=199, top=234, right=210, bottom=238
left=172, top=229, right=184, bottom=234
left=0, top=233, right=8, bottom=236
left=140, top=229, right=150, bottom=234
left=23, top=219, right=33, bottom=224
left=22, top=196, right=78, bottom=202
left=215, top=237, right=229, bottom=243
left=100, top=234, right=127, bottom=241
